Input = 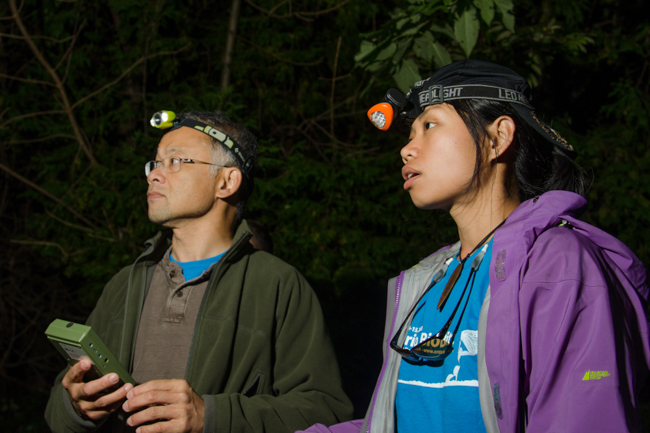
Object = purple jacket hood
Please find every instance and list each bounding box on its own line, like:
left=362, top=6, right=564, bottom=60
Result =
left=486, top=191, right=650, bottom=432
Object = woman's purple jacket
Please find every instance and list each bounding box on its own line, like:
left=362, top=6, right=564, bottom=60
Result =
left=300, top=191, right=650, bottom=433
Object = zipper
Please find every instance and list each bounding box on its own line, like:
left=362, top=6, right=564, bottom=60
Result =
left=365, top=247, right=457, bottom=433
left=366, top=270, right=405, bottom=433
left=184, top=230, right=252, bottom=381
left=122, top=240, right=156, bottom=368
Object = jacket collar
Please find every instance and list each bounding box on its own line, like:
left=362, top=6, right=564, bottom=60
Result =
left=497, top=190, right=587, bottom=245
left=494, top=191, right=645, bottom=292
left=139, top=220, right=255, bottom=266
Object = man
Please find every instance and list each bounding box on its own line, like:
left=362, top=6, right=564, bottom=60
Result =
left=45, top=110, right=352, bottom=433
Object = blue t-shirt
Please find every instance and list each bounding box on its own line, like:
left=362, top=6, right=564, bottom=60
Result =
left=170, top=251, right=226, bottom=281
left=395, top=240, right=493, bottom=433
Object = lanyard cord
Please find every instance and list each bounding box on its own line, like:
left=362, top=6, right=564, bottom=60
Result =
left=437, top=218, right=507, bottom=310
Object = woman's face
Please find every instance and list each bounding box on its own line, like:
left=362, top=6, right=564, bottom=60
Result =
left=400, top=103, right=480, bottom=212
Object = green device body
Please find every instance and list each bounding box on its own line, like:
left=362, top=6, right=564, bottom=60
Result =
left=45, top=319, right=135, bottom=386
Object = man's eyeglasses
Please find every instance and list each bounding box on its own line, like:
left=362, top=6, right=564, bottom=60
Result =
left=390, top=243, right=488, bottom=362
left=144, top=157, right=230, bottom=177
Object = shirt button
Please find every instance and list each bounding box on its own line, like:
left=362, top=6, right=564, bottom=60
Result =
left=176, top=290, right=183, bottom=297
left=170, top=270, right=175, bottom=277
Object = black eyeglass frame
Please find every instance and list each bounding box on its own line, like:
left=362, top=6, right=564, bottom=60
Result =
left=144, top=157, right=231, bottom=177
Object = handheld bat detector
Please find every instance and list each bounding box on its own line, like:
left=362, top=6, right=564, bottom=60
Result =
left=45, top=319, right=135, bottom=386
left=367, top=88, right=408, bottom=131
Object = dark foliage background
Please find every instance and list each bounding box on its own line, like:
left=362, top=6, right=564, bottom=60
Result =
left=1, top=0, right=649, bottom=430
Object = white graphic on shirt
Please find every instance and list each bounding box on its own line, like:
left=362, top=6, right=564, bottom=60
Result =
left=399, top=330, right=479, bottom=388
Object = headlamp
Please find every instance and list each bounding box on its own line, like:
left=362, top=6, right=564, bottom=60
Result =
left=367, top=88, right=408, bottom=131
left=366, top=59, right=576, bottom=157
left=367, top=83, right=538, bottom=133
left=149, top=110, right=256, bottom=185
left=150, top=110, right=176, bottom=129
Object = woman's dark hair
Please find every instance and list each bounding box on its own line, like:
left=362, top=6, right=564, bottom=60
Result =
left=448, top=99, right=589, bottom=202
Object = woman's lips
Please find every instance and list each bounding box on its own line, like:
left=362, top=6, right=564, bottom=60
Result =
left=402, top=167, right=420, bottom=190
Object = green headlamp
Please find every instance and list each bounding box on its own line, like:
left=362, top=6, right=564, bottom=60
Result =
left=150, top=110, right=176, bottom=129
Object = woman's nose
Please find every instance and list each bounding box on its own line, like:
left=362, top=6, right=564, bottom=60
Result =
left=400, top=138, right=418, bottom=164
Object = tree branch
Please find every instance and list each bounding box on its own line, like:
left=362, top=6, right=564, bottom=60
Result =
left=0, top=72, right=55, bottom=87
left=0, top=32, right=74, bottom=43
left=330, top=36, right=342, bottom=140
left=318, top=74, right=351, bottom=82
left=243, top=0, right=291, bottom=19
left=236, top=35, right=323, bottom=66
left=10, top=240, right=69, bottom=261
left=7, top=133, right=76, bottom=145
left=0, top=110, right=66, bottom=129
left=243, top=0, right=349, bottom=19
left=268, top=0, right=290, bottom=16
left=9, top=0, right=97, bottom=165
left=71, top=43, right=191, bottom=110
left=0, top=161, right=97, bottom=229
left=221, top=0, right=241, bottom=89
left=308, top=119, right=356, bottom=148
left=0, top=0, right=22, bottom=20
left=55, top=18, right=86, bottom=78
left=296, top=0, right=349, bottom=17
left=44, top=208, right=94, bottom=233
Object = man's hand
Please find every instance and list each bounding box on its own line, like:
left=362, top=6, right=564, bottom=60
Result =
left=122, top=379, right=204, bottom=433
left=62, top=359, right=133, bottom=421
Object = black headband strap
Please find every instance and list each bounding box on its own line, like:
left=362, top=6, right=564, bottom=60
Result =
left=170, top=118, right=254, bottom=180
left=416, top=84, right=534, bottom=110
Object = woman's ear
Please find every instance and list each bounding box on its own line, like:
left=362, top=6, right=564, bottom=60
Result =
left=488, top=115, right=516, bottom=163
left=215, top=167, right=243, bottom=200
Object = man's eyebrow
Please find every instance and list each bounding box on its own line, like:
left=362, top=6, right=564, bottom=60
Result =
left=151, top=147, right=179, bottom=160
left=160, top=146, right=187, bottom=157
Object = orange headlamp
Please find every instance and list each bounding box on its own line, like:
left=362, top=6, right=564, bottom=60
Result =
left=367, top=88, right=408, bottom=131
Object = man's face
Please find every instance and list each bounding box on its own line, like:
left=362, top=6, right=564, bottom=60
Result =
left=146, top=127, right=220, bottom=227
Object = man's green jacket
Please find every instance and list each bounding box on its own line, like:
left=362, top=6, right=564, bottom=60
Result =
left=45, top=221, right=353, bottom=432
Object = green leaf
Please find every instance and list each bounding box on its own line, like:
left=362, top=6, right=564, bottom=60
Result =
left=354, top=40, right=376, bottom=62
left=501, top=12, right=515, bottom=31
left=493, top=0, right=515, bottom=31
left=454, top=7, right=480, bottom=58
left=376, top=43, right=398, bottom=61
left=396, top=17, right=410, bottom=30
left=431, top=42, right=453, bottom=69
left=393, top=59, right=422, bottom=93
left=430, top=23, right=456, bottom=39
left=493, top=0, right=513, bottom=14
left=474, top=0, right=495, bottom=25
left=359, top=75, right=377, bottom=98
left=413, top=31, right=436, bottom=62
left=402, top=21, right=427, bottom=36
left=366, top=60, right=386, bottom=72
left=392, top=39, right=412, bottom=65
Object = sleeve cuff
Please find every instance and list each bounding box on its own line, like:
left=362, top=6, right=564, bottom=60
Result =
left=61, top=386, right=105, bottom=430
left=202, top=394, right=215, bottom=433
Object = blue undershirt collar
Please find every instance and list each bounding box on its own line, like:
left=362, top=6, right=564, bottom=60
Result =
left=169, top=250, right=227, bottom=281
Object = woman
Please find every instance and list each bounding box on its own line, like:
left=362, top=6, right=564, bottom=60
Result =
left=302, top=60, right=650, bottom=432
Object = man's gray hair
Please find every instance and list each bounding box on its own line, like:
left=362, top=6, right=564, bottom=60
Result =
left=180, top=110, right=259, bottom=224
